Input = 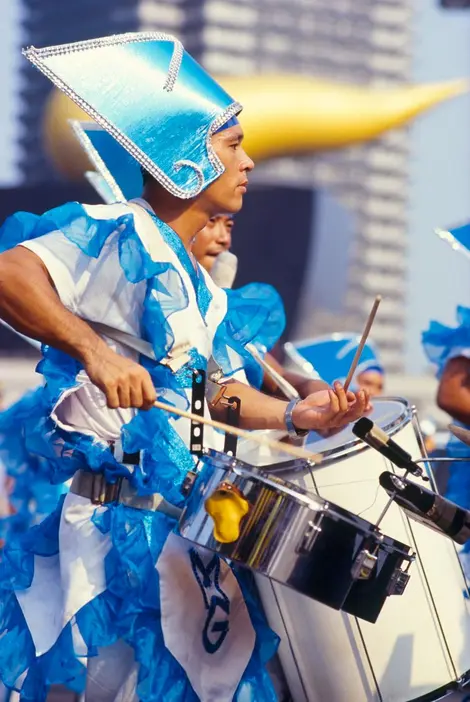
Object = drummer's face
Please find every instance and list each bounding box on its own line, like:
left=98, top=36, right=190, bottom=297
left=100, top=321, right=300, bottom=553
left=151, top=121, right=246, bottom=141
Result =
left=192, top=215, right=234, bottom=272
left=357, top=370, right=384, bottom=398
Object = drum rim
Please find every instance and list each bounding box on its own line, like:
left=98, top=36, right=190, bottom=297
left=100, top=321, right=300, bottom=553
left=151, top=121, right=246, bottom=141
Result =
left=199, top=449, right=411, bottom=558
left=201, top=448, right=322, bottom=509
left=199, top=449, right=413, bottom=549
left=306, top=396, right=412, bottom=467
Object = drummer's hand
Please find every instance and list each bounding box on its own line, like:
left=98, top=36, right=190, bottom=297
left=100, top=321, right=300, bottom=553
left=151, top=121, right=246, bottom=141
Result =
left=292, top=382, right=371, bottom=433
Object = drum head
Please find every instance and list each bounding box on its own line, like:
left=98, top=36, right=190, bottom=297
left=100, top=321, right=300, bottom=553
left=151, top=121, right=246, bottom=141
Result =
left=305, top=397, right=411, bottom=465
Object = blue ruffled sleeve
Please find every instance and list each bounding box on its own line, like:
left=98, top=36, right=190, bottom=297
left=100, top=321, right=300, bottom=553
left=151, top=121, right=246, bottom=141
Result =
left=213, top=282, right=286, bottom=388
left=422, top=306, right=470, bottom=378
left=0, top=202, right=200, bottom=495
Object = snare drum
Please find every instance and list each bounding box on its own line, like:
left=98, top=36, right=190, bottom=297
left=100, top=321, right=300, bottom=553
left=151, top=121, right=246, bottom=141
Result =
left=256, top=398, right=470, bottom=701
left=178, top=449, right=412, bottom=623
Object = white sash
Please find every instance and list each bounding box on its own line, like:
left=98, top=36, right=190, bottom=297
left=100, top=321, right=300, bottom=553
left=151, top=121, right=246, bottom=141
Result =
left=157, top=533, right=256, bottom=702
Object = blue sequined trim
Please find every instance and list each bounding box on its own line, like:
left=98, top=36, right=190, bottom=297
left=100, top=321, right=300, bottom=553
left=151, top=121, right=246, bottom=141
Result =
left=150, top=214, right=213, bottom=320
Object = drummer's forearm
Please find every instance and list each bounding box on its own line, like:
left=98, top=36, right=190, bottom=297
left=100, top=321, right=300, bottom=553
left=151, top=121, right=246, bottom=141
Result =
left=283, top=372, right=329, bottom=398
left=214, top=381, right=288, bottom=430
left=261, top=353, right=329, bottom=399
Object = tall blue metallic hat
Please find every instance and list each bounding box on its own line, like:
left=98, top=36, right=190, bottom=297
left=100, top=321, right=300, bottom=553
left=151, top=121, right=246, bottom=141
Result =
left=436, top=222, right=470, bottom=261
left=285, top=333, right=384, bottom=386
left=24, top=33, right=242, bottom=199
left=71, top=120, right=142, bottom=202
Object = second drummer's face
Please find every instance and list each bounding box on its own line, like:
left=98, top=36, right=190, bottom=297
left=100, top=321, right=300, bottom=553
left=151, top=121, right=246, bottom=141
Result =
left=192, top=215, right=234, bottom=272
left=357, top=371, right=384, bottom=398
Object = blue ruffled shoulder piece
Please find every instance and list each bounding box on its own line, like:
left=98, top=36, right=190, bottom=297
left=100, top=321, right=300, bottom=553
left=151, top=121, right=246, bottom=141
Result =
left=422, top=306, right=470, bottom=378
left=213, top=283, right=286, bottom=388
left=0, top=202, right=125, bottom=256
left=0, top=202, right=216, bottom=499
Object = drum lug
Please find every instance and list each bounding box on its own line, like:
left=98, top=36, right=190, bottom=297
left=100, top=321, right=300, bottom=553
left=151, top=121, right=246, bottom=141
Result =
left=296, top=517, right=323, bottom=555
left=387, top=563, right=412, bottom=596
left=181, top=470, right=198, bottom=497
left=351, top=548, right=378, bottom=581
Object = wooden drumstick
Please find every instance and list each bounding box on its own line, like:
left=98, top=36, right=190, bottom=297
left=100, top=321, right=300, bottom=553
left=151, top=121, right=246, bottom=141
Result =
left=153, top=399, right=322, bottom=464
left=343, top=295, right=382, bottom=392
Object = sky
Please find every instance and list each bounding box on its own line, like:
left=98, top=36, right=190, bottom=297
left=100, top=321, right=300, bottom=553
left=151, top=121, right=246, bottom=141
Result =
left=0, top=0, right=469, bottom=373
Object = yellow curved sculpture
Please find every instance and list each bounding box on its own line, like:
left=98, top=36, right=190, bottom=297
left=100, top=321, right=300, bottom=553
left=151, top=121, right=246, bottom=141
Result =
left=224, top=75, right=468, bottom=160
left=42, top=75, right=468, bottom=180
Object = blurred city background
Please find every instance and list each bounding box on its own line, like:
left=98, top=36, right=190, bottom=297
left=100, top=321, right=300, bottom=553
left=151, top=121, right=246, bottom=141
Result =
left=0, top=0, right=469, bottom=429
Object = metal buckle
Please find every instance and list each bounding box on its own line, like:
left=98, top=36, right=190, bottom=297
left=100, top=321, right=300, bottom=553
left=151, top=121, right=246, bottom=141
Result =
left=160, top=342, right=192, bottom=373
left=181, top=470, right=198, bottom=498
left=387, top=559, right=413, bottom=596
left=90, top=474, right=122, bottom=505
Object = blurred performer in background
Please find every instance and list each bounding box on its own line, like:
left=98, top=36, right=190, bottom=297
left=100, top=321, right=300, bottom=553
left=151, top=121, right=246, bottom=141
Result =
left=422, top=221, right=470, bottom=510
left=422, top=221, right=470, bottom=576
left=0, top=33, right=368, bottom=702
left=284, top=333, right=385, bottom=398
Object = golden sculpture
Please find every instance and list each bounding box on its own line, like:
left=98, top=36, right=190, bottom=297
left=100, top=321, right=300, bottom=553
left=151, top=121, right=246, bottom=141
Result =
left=42, top=76, right=468, bottom=180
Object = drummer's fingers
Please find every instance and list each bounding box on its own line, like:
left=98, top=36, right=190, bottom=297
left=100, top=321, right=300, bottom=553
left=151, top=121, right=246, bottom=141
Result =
left=327, top=388, right=340, bottom=416
left=354, top=390, right=367, bottom=413
left=333, top=382, right=349, bottom=413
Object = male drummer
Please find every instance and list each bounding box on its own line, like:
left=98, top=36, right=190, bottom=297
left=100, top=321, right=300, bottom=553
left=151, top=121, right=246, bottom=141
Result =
left=0, top=33, right=370, bottom=701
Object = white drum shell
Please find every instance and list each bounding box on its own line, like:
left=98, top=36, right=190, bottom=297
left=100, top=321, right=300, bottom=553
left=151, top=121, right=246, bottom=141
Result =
left=255, top=399, right=470, bottom=702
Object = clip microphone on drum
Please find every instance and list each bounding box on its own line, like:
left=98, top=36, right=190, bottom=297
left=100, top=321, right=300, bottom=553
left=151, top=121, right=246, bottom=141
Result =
left=379, top=471, right=470, bottom=544
left=352, top=417, right=427, bottom=479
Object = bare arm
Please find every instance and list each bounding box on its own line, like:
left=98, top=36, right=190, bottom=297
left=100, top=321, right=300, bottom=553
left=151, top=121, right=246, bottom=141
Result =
left=261, top=352, right=329, bottom=398
left=437, top=356, right=470, bottom=425
left=213, top=379, right=369, bottom=433
left=0, top=247, right=156, bottom=409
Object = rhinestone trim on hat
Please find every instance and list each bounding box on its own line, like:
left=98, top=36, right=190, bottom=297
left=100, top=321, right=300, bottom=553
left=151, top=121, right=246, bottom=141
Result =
left=164, top=40, right=183, bottom=92
left=23, top=32, right=242, bottom=199
left=69, top=119, right=126, bottom=203
left=84, top=171, right=116, bottom=205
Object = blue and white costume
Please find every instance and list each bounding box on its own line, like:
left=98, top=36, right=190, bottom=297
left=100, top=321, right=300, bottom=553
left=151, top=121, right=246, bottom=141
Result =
left=0, top=33, right=282, bottom=702
left=284, top=333, right=384, bottom=390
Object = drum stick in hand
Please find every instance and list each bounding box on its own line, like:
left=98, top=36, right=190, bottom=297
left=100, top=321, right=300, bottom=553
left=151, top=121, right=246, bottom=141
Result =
left=343, top=295, right=382, bottom=392
left=153, top=399, right=322, bottom=464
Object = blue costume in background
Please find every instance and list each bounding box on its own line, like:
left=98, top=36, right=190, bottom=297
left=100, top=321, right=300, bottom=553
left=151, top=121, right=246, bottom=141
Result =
left=423, top=304, right=470, bottom=509
left=422, top=220, right=470, bottom=576
left=284, top=333, right=384, bottom=390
